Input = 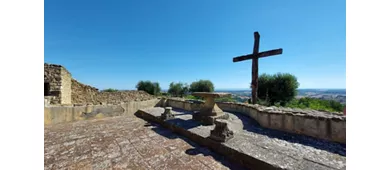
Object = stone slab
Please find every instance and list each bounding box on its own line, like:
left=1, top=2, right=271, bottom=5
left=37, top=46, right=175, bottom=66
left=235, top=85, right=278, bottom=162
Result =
left=137, top=107, right=346, bottom=170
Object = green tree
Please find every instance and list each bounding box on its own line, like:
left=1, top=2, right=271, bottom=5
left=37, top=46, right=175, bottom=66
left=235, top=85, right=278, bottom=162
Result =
left=101, top=88, right=119, bottom=92
left=257, top=73, right=299, bottom=106
left=136, top=80, right=161, bottom=95
left=189, top=80, right=214, bottom=92
left=257, top=73, right=273, bottom=102
left=168, top=82, right=189, bottom=97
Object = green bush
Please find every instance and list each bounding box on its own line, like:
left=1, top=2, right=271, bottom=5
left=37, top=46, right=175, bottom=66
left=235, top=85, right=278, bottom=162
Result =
left=215, top=96, right=236, bottom=103
left=189, top=80, right=214, bottom=92
left=257, top=73, right=299, bottom=106
left=136, top=80, right=161, bottom=95
left=185, top=95, right=202, bottom=100
left=286, top=98, right=345, bottom=112
left=168, top=82, right=189, bottom=97
left=160, top=92, right=169, bottom=96
left=101, top=88, right=119, bottom=92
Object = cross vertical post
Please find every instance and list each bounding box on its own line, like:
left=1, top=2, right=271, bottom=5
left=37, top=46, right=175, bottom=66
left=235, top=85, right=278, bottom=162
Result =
left=251, top=32, right=260, bottom=104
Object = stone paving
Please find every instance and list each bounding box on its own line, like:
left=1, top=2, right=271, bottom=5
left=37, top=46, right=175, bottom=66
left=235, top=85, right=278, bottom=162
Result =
left=44, top=115, right=246, bottom=170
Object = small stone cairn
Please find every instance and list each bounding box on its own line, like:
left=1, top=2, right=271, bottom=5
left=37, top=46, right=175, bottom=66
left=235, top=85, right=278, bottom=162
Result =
left=161, top=107, right=174, bottom=120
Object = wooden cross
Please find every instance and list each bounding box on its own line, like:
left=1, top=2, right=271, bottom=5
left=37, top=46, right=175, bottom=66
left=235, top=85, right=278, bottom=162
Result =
left=232, top=32, right=283, bottom=104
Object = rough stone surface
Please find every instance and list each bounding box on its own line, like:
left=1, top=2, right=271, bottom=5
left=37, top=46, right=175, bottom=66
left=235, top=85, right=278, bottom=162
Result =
left=161, top=107, right=174, bottom=120
left=210, top=120, right=234, bottom=142
left=45, top=115, right=245, bottom=170
left=139, top=107, right=346, bottom=170
left=72, top=78, right=155, bottom=105
left=192, top=112, right=229, bottom=125
left=191, top=92, right=231, bottom=125
left=45, top=63, right=156, bottom=106
left=224, top=102, right=345, bottom=119
left=167, top=98, right=346, bottom=144
left=172, top=98, right=344, bottom=119
left=44, top=63, right=72, bottom=105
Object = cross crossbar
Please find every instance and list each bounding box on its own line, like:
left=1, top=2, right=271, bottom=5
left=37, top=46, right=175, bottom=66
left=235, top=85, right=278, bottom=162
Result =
left=233, top=48, right=283, bottom=62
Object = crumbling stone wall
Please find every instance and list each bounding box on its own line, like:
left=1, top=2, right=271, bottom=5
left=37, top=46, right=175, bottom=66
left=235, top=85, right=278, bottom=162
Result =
left=44, top=63, right=72, bottom=105
left=71, top=78, right=156, bottom=105
left=71, top=79, right=99, bottom=104
left=44, top=63, right=156, bottom=105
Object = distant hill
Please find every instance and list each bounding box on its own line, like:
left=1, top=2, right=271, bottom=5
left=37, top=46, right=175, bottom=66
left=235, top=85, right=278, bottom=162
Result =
left=214, top=88, right=346, bottom=104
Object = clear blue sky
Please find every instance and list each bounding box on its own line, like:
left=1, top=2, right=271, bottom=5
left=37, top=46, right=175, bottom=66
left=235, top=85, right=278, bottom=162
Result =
left=44, top=0, right=345, bottom=90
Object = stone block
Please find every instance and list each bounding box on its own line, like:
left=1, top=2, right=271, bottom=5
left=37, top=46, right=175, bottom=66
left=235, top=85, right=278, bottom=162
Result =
left=303, top=117, right=319, bottom=137
left=293, top=116, right=306, bottom=134
left=283, top=114, right=294, bottom=133
left=209, top=119, right=234, bottom=142
left=168, top=100, right=184, bottom=109
left=331, top=120, right=346, bottom=143
left=238, top=105, right=245, bottom=114
left=257, top=112, right=270, bottom=128
left=248, top=108, right=258, bottom=120
left=192, top=111, right=229, bottom=125
left=269, top=113, right=283, bottom=130
left=184, top=102, right=192, bottom=111
left=192, top=103, right=203, bottom=111
left=317, top=119, right=331, bottom=140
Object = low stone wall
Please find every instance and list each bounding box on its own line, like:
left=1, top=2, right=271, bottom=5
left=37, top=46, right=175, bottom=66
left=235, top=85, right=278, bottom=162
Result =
left=165, top=98, right=346, bottom=144
left=44, top=99, right=161, bottom=125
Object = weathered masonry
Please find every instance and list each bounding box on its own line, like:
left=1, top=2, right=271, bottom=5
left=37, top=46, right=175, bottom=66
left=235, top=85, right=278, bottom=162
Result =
left=44, top=63, right=72, bottom=105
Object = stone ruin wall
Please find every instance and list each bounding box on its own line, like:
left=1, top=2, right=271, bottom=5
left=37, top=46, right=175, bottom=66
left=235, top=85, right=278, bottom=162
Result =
left=44, top=63, right=160, bottom=125
left=44, top=63, right=156, bottom=106
left=71, top=79, right=156, bottom=105
left=44, top=63, right=72, bottom=105
left=71, top=79, right=99, bottom=105
left=61, top=67, right=72, bottom=104
left=164, top=98, right=346, bottom=144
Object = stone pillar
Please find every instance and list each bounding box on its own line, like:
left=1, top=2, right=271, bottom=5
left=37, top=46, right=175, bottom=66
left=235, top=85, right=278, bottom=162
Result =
left=160, top=98, right=167, bottom=107
left=191, top=92, right=231, bottom=125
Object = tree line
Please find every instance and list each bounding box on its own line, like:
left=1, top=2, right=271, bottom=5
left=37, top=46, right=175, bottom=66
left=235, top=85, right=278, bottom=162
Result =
left=135, top=79, right=214, bottom=96
left=103, top=73, right=344, bottom=112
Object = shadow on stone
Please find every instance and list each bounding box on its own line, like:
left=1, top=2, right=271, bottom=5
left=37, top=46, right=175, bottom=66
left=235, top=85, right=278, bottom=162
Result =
left=144, top=122, right=153, bottom=127
left=148, top=123, right=247, bottom=170
left=165, top=118, right=201, bottom=130
left=231, top=112, right=346, bottom=156
left=184, top=148, right=200, bottom=155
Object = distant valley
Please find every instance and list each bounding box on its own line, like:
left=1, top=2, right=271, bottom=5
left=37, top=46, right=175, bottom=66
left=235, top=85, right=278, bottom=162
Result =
left=214, top=89, right=346, bottom=104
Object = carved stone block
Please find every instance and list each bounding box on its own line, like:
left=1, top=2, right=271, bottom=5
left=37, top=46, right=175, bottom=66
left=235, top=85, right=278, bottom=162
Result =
left=209, top=119, right=234, bottom=142
left=161, top=107, right=174, bottom=120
